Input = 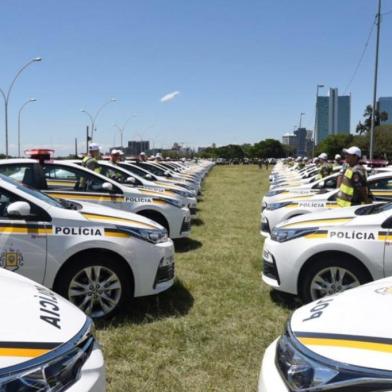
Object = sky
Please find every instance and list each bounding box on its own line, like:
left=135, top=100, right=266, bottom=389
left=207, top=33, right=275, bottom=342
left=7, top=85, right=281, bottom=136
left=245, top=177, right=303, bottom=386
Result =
left=0, top=0, right=391, bottom=155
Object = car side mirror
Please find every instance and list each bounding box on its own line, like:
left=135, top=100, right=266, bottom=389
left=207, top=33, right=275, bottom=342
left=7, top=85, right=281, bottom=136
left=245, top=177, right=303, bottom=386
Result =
left=102, top=182, right=113, bottom=191
left=145, top=174, right=153, bottom=180
left=164, top=170, right=170, bottom=176
left=126, top=177, right=136, bottom=184
left=6, top=201, right=31, bottom=217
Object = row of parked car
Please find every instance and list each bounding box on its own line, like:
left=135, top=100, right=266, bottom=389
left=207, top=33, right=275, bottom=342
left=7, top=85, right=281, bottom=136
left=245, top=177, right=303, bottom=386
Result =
left=0, top=154, right=214, bottom=391
left=259, top=160, right=392, bottom=391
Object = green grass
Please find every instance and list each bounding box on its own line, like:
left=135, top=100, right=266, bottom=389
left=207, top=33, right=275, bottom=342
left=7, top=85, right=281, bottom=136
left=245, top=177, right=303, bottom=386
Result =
left=98, top=165, right=293, bottom=391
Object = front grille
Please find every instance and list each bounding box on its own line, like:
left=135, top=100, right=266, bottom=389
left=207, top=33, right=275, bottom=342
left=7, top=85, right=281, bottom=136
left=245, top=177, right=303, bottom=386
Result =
left=263, top=257, right=280, bottom=284
left=181, top=218, right=191, bottom=233
left=154, top=263, right=175, bottom=287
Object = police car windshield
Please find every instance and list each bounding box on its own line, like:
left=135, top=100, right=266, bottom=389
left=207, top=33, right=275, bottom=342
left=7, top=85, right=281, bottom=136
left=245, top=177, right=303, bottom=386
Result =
left=355, top=202, right=392, bottom=215
left=0, top=173, right=64, bottom=209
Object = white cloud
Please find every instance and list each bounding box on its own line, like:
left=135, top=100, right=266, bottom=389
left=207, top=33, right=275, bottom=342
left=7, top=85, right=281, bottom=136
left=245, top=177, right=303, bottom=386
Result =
left=160, top=91, right=180, bottom=103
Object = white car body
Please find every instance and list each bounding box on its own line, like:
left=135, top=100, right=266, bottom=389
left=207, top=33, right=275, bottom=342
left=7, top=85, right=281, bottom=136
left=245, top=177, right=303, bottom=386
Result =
left=261, top=171, right=392, bottom=236
left=0, top=268, right=105, bottom=390
left=120, top=161, right=201, bottom=195
left=0, top=173, right=175, bottom=318
left=96, top=161, right=198, bottom=215
left=259, top=276, right=392, bottom=391
left=0, top=159, right=191, bottom=239
left=262, top=172, right=339, bottom=208
left=262, top=202, right=392, bottom=301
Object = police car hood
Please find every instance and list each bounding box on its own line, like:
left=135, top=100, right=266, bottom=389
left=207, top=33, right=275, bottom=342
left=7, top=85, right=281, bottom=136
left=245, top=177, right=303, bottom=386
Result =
left=278, top=205, right=362, bottom=229
left=0, top=269, right=86, bottom=368
left=290, top=277, right=392, bottom=371
left=77, top=200, right=164, bottom=229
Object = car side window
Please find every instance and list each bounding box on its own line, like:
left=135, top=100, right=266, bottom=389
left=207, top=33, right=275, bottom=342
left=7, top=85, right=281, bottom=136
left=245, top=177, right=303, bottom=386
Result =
left=0, top=164, right=35, bottom=187
left=99, top=166, right=142, bottom=186
left=370, top=178, right=392, bottom=190
left=43, top=165, right=122, bottom=194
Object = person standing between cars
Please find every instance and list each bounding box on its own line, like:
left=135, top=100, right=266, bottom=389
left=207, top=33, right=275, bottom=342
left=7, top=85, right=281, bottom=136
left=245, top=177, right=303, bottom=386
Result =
left=82, top=143, right=102, bottom=174
left=109, top=149, right=123, bottom=166
left=336, top=153, right=349, bottom=187
left=317, top=153, right=332, bottom=178
left=336, top=146, right=371, bottom=207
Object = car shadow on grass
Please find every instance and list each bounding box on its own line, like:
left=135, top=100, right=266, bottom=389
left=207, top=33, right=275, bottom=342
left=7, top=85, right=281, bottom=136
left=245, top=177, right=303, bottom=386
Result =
left=191, top=217, right=204, bottom=226
left=269, top=289, right=302, bottom=310
left=174, top=238, right=203, bottom=252
left=97, top=278, right=194, bottom=327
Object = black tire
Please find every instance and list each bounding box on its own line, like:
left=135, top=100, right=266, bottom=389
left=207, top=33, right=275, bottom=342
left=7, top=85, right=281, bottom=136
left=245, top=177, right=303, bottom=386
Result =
left=300, top=255, right=370, bottom=303
left=55, top=254, right=132, bottom=320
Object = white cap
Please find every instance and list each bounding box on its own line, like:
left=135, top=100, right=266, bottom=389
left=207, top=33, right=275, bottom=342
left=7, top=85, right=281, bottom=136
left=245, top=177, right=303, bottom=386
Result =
left=343, top=146, right=361, bottom=158
left=89, top=143, right=100, bottom=152
left=111, top=149, right=123, bottom=155
left=318, top=152, right=328, bottom=160
left=140, top=152, right=146, bottom=156
left=296, top=156, right=302, bottom=162
left=335, top=154, right=342, bottom=160
left=303, top=157, right=308, bottom=161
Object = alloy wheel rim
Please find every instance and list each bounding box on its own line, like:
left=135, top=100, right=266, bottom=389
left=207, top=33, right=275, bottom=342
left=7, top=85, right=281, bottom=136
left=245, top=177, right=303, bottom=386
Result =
left=310, top=266, right=360, bottom=300
left=68, top=266, right=122, bottom=318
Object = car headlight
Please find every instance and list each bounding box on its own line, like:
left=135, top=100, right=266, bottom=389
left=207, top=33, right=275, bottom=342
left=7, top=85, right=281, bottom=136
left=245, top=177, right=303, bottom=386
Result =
left=0, top=318, right=95, bottom=391
left=171, top=189, right=193, bottom=198
left=266, top=190, right=286, bottom=197
left=266, top=201, right=292, bottom=210
left=270, top=227, right=316, bottom=242
left=277, top=325, right=392, bottom=391
left=116, top=225, right=168, bottom=244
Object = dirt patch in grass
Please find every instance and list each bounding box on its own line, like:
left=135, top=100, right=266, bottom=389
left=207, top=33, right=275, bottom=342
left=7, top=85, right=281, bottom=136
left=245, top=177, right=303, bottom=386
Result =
left=99, top=165, right=292, bottom=391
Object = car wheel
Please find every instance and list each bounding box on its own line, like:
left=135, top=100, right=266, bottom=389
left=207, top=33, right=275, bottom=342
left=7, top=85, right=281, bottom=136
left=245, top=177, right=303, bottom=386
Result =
left=56, top=255, right=131, bottom=319
left=300, top=256, right=370, bottom=303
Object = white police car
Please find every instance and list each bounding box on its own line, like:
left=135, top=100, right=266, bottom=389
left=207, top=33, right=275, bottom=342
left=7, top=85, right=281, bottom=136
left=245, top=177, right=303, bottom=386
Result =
left=262, top=201, right=392, bottom=302
left=0, top=159, right=191, bottom=239
left=261, top=171, right=392, bottom=236
left=96, top=160, right=198, bottom=215
left=0, top=267, right=104, bottom=391
left=0, top=173, right=175, bottom=319
left=259, top=276, right=392, bottom=391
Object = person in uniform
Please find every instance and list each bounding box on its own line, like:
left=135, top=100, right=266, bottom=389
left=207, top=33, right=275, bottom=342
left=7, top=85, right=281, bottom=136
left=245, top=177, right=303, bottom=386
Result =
left=109, top=149, right=123, bottom=166
left=82, top=143, right=101, bottom=174
left=336, top=146, right=371, bottom=207
left=317, top=153, right=332, bottom=178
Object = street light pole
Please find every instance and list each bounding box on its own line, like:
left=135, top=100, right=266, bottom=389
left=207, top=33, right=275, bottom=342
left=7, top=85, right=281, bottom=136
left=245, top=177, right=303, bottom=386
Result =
left=17, top=98, right=37, bottom=158
left=81, top=98, right=117, bottom=152
left=370, top=0, right=382, bottom=161
left=0, top=57, right=42, bottom=157
left=113, top=113, right=137, bottom=149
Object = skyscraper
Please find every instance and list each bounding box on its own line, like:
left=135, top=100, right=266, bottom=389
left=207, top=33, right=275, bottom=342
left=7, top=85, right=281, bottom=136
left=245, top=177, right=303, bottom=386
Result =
left=315, top=88, right=351, bottom=144
left=378, top=97, right=392, bottom=125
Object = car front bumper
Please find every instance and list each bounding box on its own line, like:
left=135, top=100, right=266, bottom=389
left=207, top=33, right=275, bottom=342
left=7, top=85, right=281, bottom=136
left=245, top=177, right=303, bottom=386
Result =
left=67, top=342, right=106, bottom=392
left=258, top=339, right=288, bottom=392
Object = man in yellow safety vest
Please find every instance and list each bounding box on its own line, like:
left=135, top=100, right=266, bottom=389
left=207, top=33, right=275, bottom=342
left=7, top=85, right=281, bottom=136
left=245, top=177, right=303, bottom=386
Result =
left=336, top=146, right=371, bottom=207
left=82, top=143, right=102, bottom=174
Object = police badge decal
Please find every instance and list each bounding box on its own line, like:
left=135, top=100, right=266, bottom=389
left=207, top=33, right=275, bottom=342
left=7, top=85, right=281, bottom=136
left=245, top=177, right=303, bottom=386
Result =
left=0, top=249, right=24, bottom=271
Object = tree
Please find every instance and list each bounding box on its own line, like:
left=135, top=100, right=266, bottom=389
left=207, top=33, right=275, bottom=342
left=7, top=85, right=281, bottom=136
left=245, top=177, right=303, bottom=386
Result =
left=315, top=134, right=354, bottom=157
left=356, top=104, right=388, bottom=135
left=253, top=139, right=285, bottom=158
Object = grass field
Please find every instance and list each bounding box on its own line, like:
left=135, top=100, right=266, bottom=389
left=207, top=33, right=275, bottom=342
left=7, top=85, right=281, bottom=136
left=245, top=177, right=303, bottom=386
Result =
left=97, top=165, right=293, bottom=391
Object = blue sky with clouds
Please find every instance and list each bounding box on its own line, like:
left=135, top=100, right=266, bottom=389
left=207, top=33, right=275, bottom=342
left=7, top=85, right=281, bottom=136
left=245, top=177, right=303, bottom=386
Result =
left=0, top=0, right=391, bottom=155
